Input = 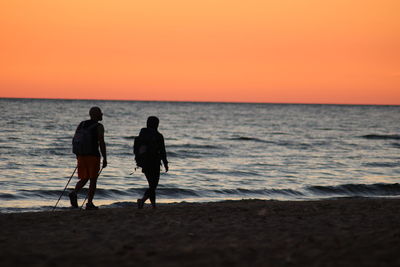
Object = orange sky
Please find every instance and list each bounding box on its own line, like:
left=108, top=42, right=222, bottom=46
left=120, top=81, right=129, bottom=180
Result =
left=0, top=0, right=399, bottom=104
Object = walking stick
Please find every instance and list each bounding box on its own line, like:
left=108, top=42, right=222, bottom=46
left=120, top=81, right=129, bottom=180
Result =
left=80, top=167, right=104, bottom=210
left=52, top=166, right=78, bottom=211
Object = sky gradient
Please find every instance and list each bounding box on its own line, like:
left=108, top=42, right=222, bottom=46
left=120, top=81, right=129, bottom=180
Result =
left=1, top=0, right=399, bottom=104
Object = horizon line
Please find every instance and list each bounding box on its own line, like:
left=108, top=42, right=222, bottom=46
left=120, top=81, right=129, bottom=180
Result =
left=1, top=96, right=399, bottom=107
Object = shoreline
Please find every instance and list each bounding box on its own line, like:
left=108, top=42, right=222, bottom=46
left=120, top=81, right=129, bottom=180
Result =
left=1, top=198, right=400, bottom=266
left=2, top=195, right=400, bottom=214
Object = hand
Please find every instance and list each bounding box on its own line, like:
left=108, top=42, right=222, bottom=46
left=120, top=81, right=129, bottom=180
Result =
left=102, top=159, right=108, bottom=168
left=164, top=163, right=169, bottom=173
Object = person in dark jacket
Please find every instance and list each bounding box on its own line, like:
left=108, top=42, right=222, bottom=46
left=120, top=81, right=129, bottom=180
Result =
left=136, top=116, right=168, bottom=209
left=69, top=107, right=107, bottom=210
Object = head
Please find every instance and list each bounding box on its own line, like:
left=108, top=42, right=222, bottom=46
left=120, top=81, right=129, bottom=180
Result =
left=89, top=106, right=103, bottom=121
left=147, top=116, right=159, bottom=129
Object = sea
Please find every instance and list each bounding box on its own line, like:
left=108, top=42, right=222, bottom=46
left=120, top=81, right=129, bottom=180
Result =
left=0, top=98, right=399, bottom=213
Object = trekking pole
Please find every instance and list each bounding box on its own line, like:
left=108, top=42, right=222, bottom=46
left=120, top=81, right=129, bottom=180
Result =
left=52, top=166, right=78, bottom=211
left=80, top=167, right=104, bottom=210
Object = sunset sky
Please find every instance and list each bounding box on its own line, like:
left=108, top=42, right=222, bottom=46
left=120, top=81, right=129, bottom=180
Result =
left=0, top=0, right=399, bottom=104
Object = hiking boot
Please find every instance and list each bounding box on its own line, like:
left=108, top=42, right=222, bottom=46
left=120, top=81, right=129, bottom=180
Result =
left=69, top=192, right=78, bottom=208
left=86, top=203, right=99, bottom=210
left=137, top=199, right=144, bottom=209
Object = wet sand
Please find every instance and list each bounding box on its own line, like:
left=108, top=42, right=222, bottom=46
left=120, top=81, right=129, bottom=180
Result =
left=1, top=198, right=400, bottom=266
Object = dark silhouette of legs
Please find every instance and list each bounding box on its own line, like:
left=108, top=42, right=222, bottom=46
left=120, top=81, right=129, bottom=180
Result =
left=140, top=168, right=160, bottom=208
left=70, top=176, right=98, bottom=208
left=87, top=177, right=97, bottom=205
left=74, top=179, right=88, bottom=191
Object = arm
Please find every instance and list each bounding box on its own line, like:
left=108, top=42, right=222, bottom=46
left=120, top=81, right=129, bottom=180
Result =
left=97, top=124, right=107, bottom=168
left=74, top=122, right=83, bottom=159
left=159, top=134, right=168, bottom=172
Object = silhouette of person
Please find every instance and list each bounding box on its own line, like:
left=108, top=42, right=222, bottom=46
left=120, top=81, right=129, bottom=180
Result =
left=136, top=116, right=168, bottom=209
left=69, top=107, right=107, bottom=210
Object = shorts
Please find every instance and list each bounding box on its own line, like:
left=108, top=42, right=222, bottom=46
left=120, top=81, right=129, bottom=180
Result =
left=77, top=155, right=100, bottom=180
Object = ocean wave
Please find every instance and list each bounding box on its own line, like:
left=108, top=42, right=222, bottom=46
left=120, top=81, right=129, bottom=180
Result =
left=307, top=183, right=400, bottom=197
left=0, top=193, right=17, bottom=199
left=273, top=141, right=312, bottom=149
left=361, top=134, right=400, bottom=140
left=192, top=136, right=208, bottom=140
left=166, top=151, right=180, bottom=157
left=123, top=136, right=136, bottom=140
left=110, top=151, right=134, bottom=156
left=168, top=150, right=203, bottom=158
left=0, top=146, right=17, bottom=152
left=228, top=136, right=270, bottom=143
left=168, top=144, right=226, bottom=158
left=0, top=207, right=48, bottom=213
left=13, top=187, right=200, bottom=200
left=227, top=137, right=313, bottom=149
left=14, top=183, right=400, bottom=200
left=391, top=143, right=400, bottom=148
left=270, top=132, right=288, bottom=135
left=214, top=188, right=304, bottom=196
left=7, top=137, right=22, bottom=141
left=157, top=188, right=200, bottom=197
left=42, top=149, right=70, bottom=156
left=58, top=136, right=73, bottom=140
left=362, top=162, right=399, bottom=168
left=168, top=144, right=223, bottom=149
left=193, top=169, right=261, bottom=176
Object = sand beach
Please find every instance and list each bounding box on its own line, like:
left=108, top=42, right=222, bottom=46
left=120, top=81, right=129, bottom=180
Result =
left=1, top=198, right=400, bottom=266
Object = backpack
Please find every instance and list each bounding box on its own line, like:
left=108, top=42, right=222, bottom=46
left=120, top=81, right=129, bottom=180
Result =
left=133, top=128, right=158, bottom=168
left=133, top=136, right=147, bottom=168
left=72, top=121, right=98, bottom=155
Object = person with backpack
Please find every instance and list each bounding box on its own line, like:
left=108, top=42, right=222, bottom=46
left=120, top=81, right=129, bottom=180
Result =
left=134, top=116, right=168, bottom=209
left=69, top=106, right=107, bottom=210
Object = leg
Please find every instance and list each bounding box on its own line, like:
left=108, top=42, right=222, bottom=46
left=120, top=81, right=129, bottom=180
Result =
left=140, top=168, right=152, bottom=203
left=139, top=163, right=160, bottom=208
left=140, top=171, right=159, bottom=204
left=144, top=169, right=160, bottom=208
left=149, top=173, right=159, bottom=207
left=141, top=172, right=154, bottom=204
left=85, top=156, right=100, bottom=208
left=137, top=179, right=150, bottom=209
left=74, top=179, right=88, bottom=193
left=68, top=179, right=88, bottom=208
left=87, top=177, right=98, bottom=205
left=71, top=155, right=99, bottom=209
left=74, top=156, right=89, bottom=193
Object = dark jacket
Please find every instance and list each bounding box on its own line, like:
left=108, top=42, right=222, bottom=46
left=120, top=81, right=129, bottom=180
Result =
left=137, top=127, right=168, bottom=167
